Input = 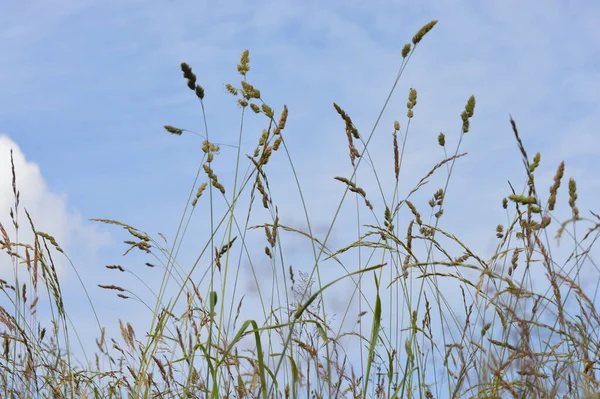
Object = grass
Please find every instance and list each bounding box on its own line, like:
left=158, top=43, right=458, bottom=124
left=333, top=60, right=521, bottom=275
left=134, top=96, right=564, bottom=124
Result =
left=1, top=20, right=599, bottom=398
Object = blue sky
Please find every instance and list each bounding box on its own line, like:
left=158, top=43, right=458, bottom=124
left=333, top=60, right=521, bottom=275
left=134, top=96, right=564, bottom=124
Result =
left=1, top=0, right=599, bottom=395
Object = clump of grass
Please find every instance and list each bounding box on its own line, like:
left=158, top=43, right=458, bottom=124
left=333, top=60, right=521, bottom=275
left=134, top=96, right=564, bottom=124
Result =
left=1, top=19, right=599, bottom=399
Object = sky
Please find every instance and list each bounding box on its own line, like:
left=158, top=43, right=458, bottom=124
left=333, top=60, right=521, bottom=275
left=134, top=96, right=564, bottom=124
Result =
left=1, top=0, right=599, bottom=396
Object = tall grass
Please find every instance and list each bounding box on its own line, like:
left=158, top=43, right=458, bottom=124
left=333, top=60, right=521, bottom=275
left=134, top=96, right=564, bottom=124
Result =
left=1, top=20, right=599, bottom=398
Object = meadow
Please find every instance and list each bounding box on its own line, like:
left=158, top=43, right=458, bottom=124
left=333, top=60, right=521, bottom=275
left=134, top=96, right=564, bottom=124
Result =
left=1, top=21, right=599, bottom=398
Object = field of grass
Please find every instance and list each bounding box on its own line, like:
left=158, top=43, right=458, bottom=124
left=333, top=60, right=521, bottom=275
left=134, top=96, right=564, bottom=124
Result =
left=1, top=21, right=599, bottom=398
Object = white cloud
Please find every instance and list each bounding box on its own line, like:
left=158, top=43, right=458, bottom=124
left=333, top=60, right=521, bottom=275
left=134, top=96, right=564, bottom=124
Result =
left=0, top=134, right=111, bottom=282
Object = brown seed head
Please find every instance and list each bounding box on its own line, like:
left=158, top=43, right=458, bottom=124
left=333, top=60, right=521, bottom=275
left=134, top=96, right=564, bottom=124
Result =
left=278, top=105, right=289, bottom=130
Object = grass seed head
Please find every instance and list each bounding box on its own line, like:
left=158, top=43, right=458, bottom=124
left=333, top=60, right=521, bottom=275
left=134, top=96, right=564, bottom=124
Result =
left=273, top=136, right=283, bottom=151
left=194, top=84, right=205, bottom=100
left=412, top=20, right=438, bottom=45
left=261, top=103, right=274, bottom=119
left=438, top=132, right=445, bottom=146
left=568, top=177, right=579, bottom=219
left=548, top=161, right=565, bottom=211
left=278, top=105, right=288, bottom=130
left=164, top=125, right=183, bottom=135
left=225, top=83, right=238, bottom=96
left=237, top=49, right=250, bottom=76
left=529, top=152, right=541, bottom=172
left=402, top=43, right=411, bottom=58
left=180, top=62, right=196, bottom=90
left=241, top=81, right=260, bottom=99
